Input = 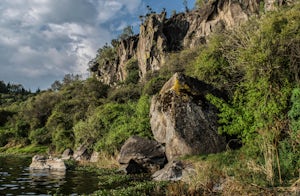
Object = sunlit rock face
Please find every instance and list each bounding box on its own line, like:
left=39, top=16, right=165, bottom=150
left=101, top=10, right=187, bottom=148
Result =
left=150, top=73, right=226, bottom=160
left=92, top=0, right=265, bottom=85
left=29, top=155, right=66, bottom=171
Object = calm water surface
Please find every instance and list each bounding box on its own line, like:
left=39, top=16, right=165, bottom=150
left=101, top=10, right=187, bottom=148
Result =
left=0, top=156, right=100, bottom=195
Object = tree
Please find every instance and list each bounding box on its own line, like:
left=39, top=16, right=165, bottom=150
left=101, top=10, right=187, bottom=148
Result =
left=119, top=26, right=134, bottom=40
left=0, top=81, right=8, bottom=93
left=183, top=0, right=189, bottom=12
left=51, top=80, right=62, bottom=91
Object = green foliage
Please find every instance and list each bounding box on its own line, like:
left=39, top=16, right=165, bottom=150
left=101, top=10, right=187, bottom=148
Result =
left=52, top=128, right=74, bottom=153
left=203, top=4, right=300, bottom=144
left=198, top=4, right=300, bottom=187
left=29, top=127, right=51, bottom=145
left=89, top=44, right=117, bottom=73
left=0, top=110, right=14, bottom=126
left=108, top=84, right=141, bottom=103
left=189, top=35, right=237, bottom=95
left=288, top=88, right=300, bottom=131
left=0, top=129, right=13, bottom=147
left=22, top=91, right=62, bottom=129
left=73, top=95, right=152, bottom=154
left=125, top=58, right=140, bottom=84
left=0, top=144, right=47, bottom=154
left=95, top=96, right=152, bottom=153
left=119, top=26, right=134, bottom=40
left=195, top=0, right=207, bottom=8
left=95, top=171, right=168, bottom=196
left=142, top=75, right=168, bottom=96
left=277, top=88, right=300, bottom=182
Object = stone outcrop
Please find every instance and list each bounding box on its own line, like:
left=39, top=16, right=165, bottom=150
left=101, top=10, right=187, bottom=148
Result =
left=61, top=148, right=73, bottom=160
left=150, top=73, right=226, bottom=160
left=91, top=0, right=271, bottom=86
left=90, top=151, right=100, bottom=163
left=152, top=160, right=196, bottom=182
left=118, top=136, right=167, bottom=174
left=73, top=145, right=91, bottom=161
left=29, top=155, right=66, bottom=171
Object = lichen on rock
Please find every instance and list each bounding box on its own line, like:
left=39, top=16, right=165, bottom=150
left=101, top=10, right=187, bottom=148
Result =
left=150, top=73, right=226, bottom=160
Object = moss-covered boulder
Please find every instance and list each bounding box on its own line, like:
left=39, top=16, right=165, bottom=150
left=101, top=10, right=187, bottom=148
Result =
left=150, top=73, right=226, bottom=160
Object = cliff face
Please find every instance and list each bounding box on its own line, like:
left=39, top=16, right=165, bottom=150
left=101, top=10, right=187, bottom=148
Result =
left=91, top=0, right=288, bottom=85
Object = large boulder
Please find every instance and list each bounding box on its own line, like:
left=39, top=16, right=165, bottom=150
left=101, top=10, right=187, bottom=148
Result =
left=118, top=136, right=167, bottom=174
left=150, top=73, right=226, bottom=160
left=29, top=155, right=66, bottom=171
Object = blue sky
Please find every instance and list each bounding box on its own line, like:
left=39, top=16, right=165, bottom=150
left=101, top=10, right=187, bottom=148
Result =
left=0, top=0, right=195, bottom=90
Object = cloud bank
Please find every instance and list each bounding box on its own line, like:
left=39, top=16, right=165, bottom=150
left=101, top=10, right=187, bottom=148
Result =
left=0, top=0, right=142, bottom=89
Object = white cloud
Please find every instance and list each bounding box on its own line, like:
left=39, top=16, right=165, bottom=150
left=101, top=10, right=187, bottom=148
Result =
left=0, top=0, right=143, bottom=89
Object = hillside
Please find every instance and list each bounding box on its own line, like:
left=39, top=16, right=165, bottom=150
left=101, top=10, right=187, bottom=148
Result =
left=0, top=0, right=299, bottom=194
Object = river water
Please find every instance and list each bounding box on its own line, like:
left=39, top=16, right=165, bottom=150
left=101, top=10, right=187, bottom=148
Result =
left=0, top=156, right=100, bottom=195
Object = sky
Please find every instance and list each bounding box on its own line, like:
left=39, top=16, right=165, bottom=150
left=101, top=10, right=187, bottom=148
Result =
left=0, top=0, right=195, bottom=90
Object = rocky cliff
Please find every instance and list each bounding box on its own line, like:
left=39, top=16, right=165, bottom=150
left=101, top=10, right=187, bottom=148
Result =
left=90, top=0, right=291, bottom=85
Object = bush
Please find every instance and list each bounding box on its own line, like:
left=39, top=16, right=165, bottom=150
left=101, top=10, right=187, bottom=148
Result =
left=0, top=129, right=13, bottom=147
left=29, top=127, right=51, bottom=145
left=108, top=84, right=141, bottom=103
left=125, top=58, right=140, bottom=84
left=142, top=76, right=169, bottom=96
left=51, top=127, right=74, bottom=153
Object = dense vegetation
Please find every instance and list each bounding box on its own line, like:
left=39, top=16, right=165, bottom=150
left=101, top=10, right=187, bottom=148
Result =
left=0, top=2, right=299, bottom=194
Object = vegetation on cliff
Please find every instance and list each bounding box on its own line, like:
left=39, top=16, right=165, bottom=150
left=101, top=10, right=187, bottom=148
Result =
left=0, top=1, right=299, bottom=194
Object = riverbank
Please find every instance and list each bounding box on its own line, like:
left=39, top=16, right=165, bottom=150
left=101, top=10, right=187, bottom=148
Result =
left=1, top=146, right=299, bottom=195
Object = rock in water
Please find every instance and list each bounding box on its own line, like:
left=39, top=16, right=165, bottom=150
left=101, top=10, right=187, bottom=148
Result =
left=118, top=136, right=167, bottom=174
left=150, top=73, right=226, bottom=160
left=29, top=155, right=66, bottom=170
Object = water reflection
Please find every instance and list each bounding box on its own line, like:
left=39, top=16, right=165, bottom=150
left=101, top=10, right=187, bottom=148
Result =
left=0, top=156, right=99, bottom=195
left=29, top=169, right=66, bottom=189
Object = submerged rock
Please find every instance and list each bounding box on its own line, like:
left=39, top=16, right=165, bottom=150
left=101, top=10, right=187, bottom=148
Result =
left=118, top=136, right=167, bottom=174
left=150, top=73, right=226, bottom=160
left=29, top=155, right=66, bottom=171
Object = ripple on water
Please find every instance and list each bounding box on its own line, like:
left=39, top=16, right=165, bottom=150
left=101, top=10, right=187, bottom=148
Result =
left=0, top=171, right=10, bottom=176
left=0, top=157, right=100, bottom=195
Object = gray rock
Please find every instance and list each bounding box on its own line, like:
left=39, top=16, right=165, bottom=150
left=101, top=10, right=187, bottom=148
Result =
left=150, top=73, right=226, bottom=160
left=152, top=160, right=196, bottom=181
left=29, top=155, right=66, bottom=171
left=73, top=145, right=90, bottom=161
left=91, top=0, right=264, bottom=86
left=61, top=148, right=73, bottom=160
left=90, top=151, right=100, bottom=163
left=118, top=136, right=167, bottom=174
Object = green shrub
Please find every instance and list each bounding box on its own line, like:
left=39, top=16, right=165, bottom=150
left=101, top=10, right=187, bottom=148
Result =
left=142, top=76, right=169, bottom=96
left=51, top=127, right=74, bottom=153
left=108, top=84, right=141, bottom=103
left=80, top=96, right=153, bottom=154
left=29, top=127, right=51, bottom=145
left=0, top=129, right=13, bottom=147
left=125, top=58, right=140, bottom=84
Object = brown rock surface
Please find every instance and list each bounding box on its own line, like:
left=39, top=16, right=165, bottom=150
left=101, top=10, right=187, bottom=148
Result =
left=118, top=136, right=166, bottom=174
left=150, top=73, right=226, bottom=160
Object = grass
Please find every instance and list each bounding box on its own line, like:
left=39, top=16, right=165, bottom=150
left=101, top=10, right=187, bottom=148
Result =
left=0, top=144, right=48, bottom=154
